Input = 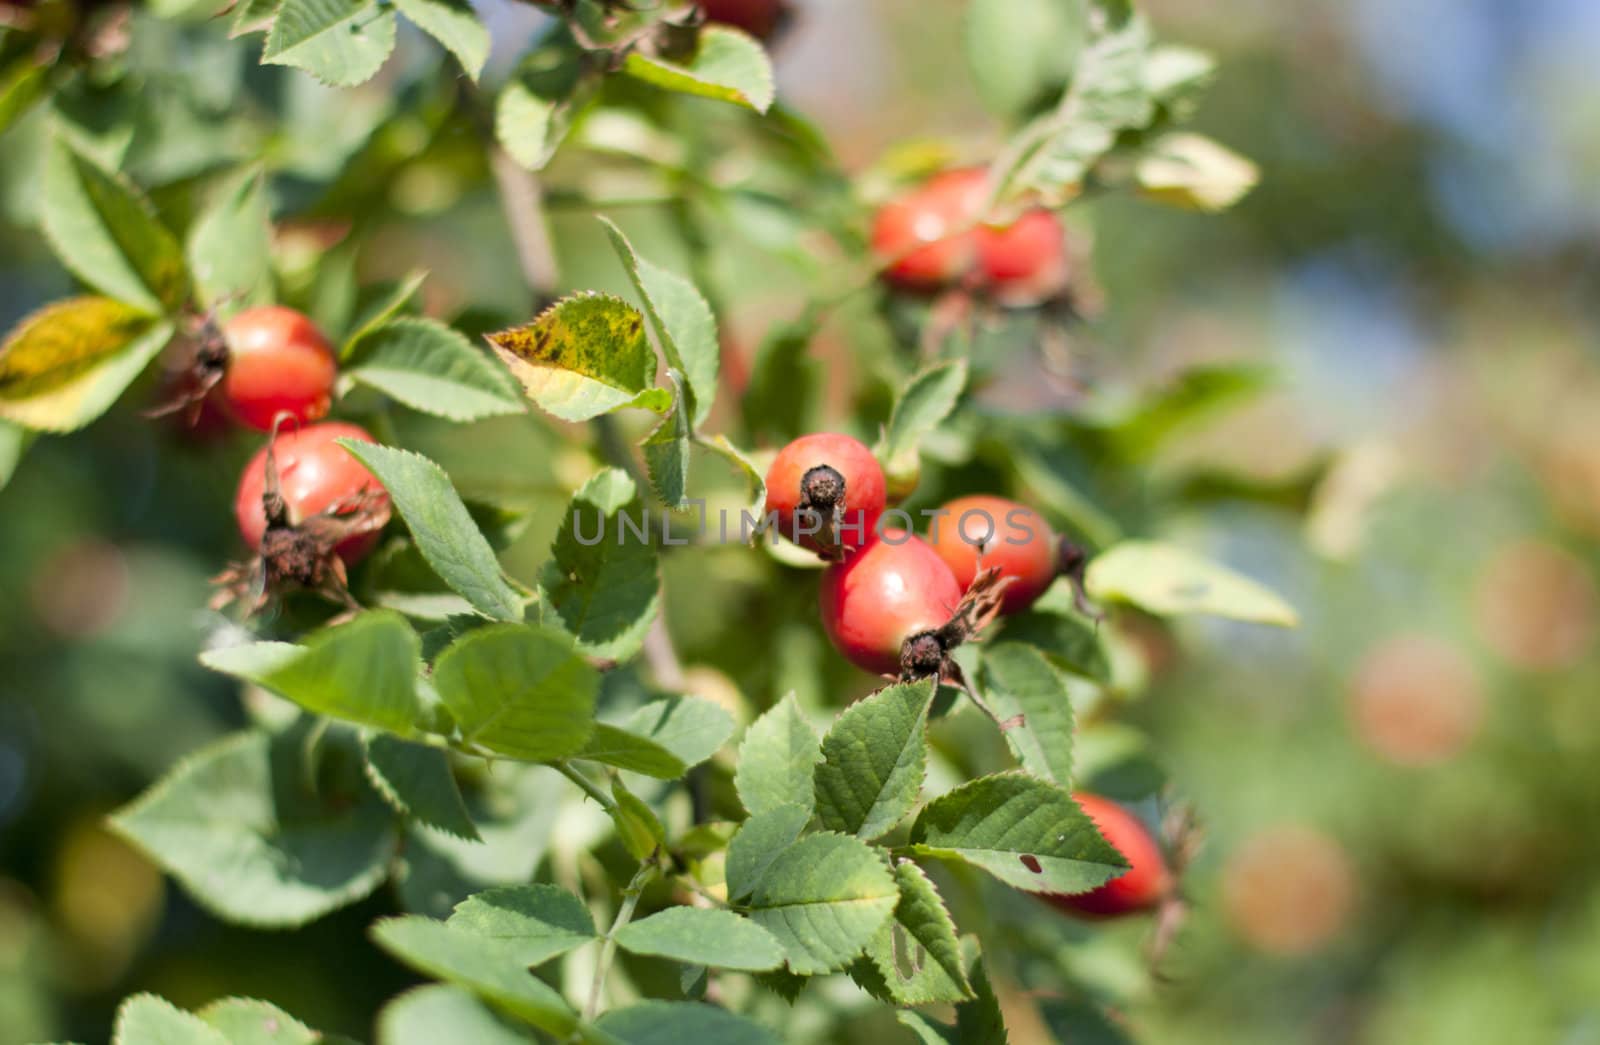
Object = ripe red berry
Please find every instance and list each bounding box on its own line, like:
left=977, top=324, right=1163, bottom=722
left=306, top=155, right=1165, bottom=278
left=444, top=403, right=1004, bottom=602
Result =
left=929, top=495, right=1057, bottom=614
left=764, top=433, right=886, bottom=557
left=871, top=169, right=988, bottom=290
left=700, top=0, right=786, bottom=39
left=234, top=422, right=387, bottom=564
left=872, top=168, right=1068, bottom=303
left=1043, top=793, right=1171, bottom=917
left=220, top=306, right=338, bottom=432
left=819, top=531, right=963, bottom=676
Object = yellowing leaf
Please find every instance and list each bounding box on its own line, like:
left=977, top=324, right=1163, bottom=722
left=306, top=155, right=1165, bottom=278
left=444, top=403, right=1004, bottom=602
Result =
left=0, top=296, right=171, bottom=432
left=486, top=294, right=670, bottom=422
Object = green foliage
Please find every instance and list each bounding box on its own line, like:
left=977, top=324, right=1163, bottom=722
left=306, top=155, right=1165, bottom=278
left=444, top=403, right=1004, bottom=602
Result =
left=621, top=27, right=777, bottom=114
left=430, top=623, right=600, bottom=760
left=344, top=317, right=527, bottom=423
left=813, top=679, right=934, bottom=839
left=612, top=907, right=785, bottom=971
left=1086, top=539, right=1299, bottom=625
left=364, top=734, right=481, bottom=840
left=975, top=643, right=1078, bottom=786
left=744, top=833, right=900, bottom=975
left=446, top=885, right=597, bottom=965
left=488, top=295, right=672, bottom=422
left=734, top=694, right=823, bottom=819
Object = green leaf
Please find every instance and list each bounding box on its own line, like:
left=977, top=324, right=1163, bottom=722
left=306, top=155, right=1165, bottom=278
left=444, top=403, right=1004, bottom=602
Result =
left=39, top=132, right=189, bottom=314
left=614, top=907, right=784, bottom=972
left=431, top=623, right=599, bottom=761
left=814, top=680, right=933, bottom=840
left=621, top=695, right=736, bottom=770
left=965, top=0, right=1087, bottom=119
left=734, top=694, right=822, bottom=819
left=0, top=421, right=31, bottom=490
left=487, top=294, right=671, bottom=423
left=907, top=772, right=1125, bottom=894
left=1133, top=132, right=1258, bottom=212
left=1085, top=540, right=1298, bottom=626
left=576, top=724, right=685, bottom=778
left=975, top=644, right=1076, bottom=787
left=200, top=612, right=423, bottom=735
left=725, top=803, right=809, bottom=903
left=114, top=994, right=227, bottom=1045
left=745, top=832, right=899, bottom=975
left=392, top=0, right=488, bottom=80
left=0, top=56, right=49, bottom=138
left=370, top=917, right=579, bottom=1037
left=365, top=734, right=480, bottom=841
left=264, top=0, right=398, bottom=87
left=876, top=360, right=967, bottom=483
left=230, top=0, right=282, bottom=36
left=338, top=440, right=525, bottom=621
left=600, top=217, right=719, bottom=429
left=611, top=775, right=665, bottom=860
left=197, top=998, right=319, bottom=1045
left=642, top=378, right=692, bottom=509
left=896, top=1012, right=957, bottom=1045
left=0, top=297, right=171, bottom=432
left=495, top=31, right=592, bottom=171
left=994, top=13, right=1152, bottom=206
left=594, top=1002, right=780, bottom=1045
left=701, top=434, right=766, bottom=522
left=377, top=985, right=534, bottom=1045
left=851, top=861, right=972, bottom=1005
left=341, top=271, right=428, bottom=357
left=447, top=884, right=597, bottom=966
left=622, top=26, right=775, bottom=114
left=955, top=953, right=1009, bottom=1045
left=991, top=580, right=1110, bottom=681
left=346, top=317, right=526, bottom=422
left=187, top=168, right=273, bottom=310
left=109, top=730, right=398, bottom=927
left=538, top=468, right=661, bottom=661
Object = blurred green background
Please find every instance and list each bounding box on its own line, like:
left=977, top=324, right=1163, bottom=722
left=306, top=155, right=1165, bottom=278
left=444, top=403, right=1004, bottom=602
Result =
left=5, top=0, right=1600, bottom=1042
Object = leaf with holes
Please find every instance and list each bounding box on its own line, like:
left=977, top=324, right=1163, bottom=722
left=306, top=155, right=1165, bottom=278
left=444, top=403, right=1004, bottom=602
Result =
left=487, top=294, right=670, bottom=422
left=850, top=861, right=972, bottom=1006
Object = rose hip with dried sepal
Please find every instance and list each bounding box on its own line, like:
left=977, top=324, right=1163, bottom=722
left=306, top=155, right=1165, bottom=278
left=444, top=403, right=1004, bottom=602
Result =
left=764, top=432, right=886, bottom=560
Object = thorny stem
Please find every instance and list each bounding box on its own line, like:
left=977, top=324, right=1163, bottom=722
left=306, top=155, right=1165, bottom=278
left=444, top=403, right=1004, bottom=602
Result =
left=585, top=857, right=658, bottom=1022
left=554, top=760, right=617, bottom=815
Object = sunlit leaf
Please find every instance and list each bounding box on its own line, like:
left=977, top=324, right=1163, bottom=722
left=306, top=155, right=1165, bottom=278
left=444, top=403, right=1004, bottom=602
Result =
left=487, top=294, right=670, bottom=422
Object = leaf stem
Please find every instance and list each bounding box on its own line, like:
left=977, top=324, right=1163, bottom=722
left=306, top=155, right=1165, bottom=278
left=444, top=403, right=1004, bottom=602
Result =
left=554, top=760, right=617, bottom=814
left=585, top=856, right=658, bottom=1021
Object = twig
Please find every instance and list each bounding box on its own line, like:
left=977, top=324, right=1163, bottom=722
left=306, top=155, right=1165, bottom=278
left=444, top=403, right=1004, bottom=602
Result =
left=585, top=857, right=658, bottom=1021
left=554, top=760, right=617, bottom=814
left=488, top=146, right=561, bottom=299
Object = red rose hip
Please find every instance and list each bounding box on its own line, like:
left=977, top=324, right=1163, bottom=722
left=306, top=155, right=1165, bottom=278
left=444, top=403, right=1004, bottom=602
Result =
left=221, top=306, right=338, bottom=432
left=1043, top=793, right=1171, bottom=917
left=764, top=433, right=886, bottom=558
left=871, top=168, right=988, bottom=290
left=819, top=531, right=963, bottom=676
left=234, top=422, right=388, bottom=564
left=930, top=495, right=1057, bottom=614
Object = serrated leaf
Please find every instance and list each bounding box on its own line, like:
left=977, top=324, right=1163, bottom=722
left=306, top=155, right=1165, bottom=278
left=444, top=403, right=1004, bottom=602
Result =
left=264, top=0, right=398, bottom=87
left=115, top=994, right=228, bottom=1045
left=1134, top=132, right=1258, bottom=212
left=851, top=861, right=972, bottom=1006
left=814, top=680, right=933, bottom=840
left=370, top=917, right=579, bottom=1037
left=896, top=1012, right=957, bottom=1045
left=495, top=31, right=591, bottom=171
left=876, top=360, right=967, bottom=477
left=197, top=998, right=319, bottom=1045
left=991, top=580, right=1110, bottom=681
left=735, top=694, right=822, bottom=818
left=230, top=0, right=282, bottom=36
left=975, top=644, right=1076, bottom=787
left=431, top=623, right=599, bottom=761
left=346, top=317, right=526, bottom=422
left=487, top=294, right=671, bottom=422
left=745, top=832, right=899, bottom=975
left=594, top=1001, right=780, bottom=1045
left=642, top=377, right=691, bottom=509
left=611, top=775, right=665, bottom=860
left=601, top=218, right=719, bottom=429
left=109, top=731, right=398, bottom=927
left=907, top=772, right=1125, bottom=894
left=0, top=297, right=171, bottom=432
left=622, top=695, right=736, bottom=769
left=341, top=271, right=428, bottom=357
left=377, top=985, right=534, bottom=1045
left=365, top=734, right=480, bottom=841
left=956, top=953, right=1009, bottom=1045
left=40, top=133, right=189, bottom=314
left=538, top=468, right=661, bottom=661
left=1085, top=540, right=1298, bottom=626
left=447, top=884, right=597, bottom=966
left=622, top=26, right=775, bottom=114
left=392, top=0, right=488, bottom=80
left=614, top=907, right=784, bottom=972
left=965, top=0, right=1087, bottom=119
left=725, top=803, right=809, bottom=903
left=338, top=440, right=525, bottom=621
left=200, top=612, right=422, bottom=734
left=576, top=724, right=685, bottom=778
left=187, top=168, right=273, bottom=310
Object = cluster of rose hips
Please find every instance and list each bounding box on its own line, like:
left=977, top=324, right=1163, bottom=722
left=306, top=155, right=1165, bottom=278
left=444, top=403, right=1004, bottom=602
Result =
left=165, top=305, right=392, bottom=612
left=763, top=432, right=1172, bottom=917
left=872, top=167, right=1071, bottom=307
